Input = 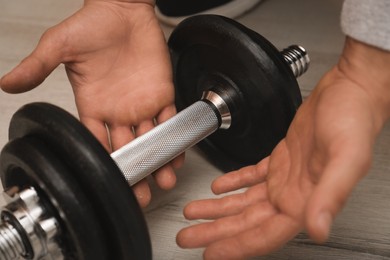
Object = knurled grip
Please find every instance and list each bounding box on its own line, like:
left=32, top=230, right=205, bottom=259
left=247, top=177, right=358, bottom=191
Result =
left=111, top=101, right=220, bottom=186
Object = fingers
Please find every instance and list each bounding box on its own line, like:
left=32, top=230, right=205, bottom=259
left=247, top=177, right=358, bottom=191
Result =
left=109, top=125, right=136, bottom=151
left=81, top=117, right=111, bottom=151
left=305, top=150, right=372, bottom=243
left=132, top=179, right=152, bottom=208
left=156, top=103, right=177, bottom=124
left=184, top=183, right=268, bottom=220
left=1, top=28, right=64, bottom=93
left=177, top=201, right=276, bottom=249
left=202, top=214, right=300, bottom=260
left=211, top=157, right=269, bottom=195
left=152, top=165, right=177, bottom=190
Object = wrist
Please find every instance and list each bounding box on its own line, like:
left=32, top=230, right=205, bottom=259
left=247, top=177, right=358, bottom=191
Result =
left=338, top=37, right=390, bottom=122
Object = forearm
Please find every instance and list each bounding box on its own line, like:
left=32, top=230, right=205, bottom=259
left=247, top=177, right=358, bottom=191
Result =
left=337, top=38, right=390, bottom=125
left=339, top=0, right=390, bottom=123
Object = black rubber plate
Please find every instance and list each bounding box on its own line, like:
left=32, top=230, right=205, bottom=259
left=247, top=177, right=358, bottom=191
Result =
left=6, top=103, right=151, bottom=260
left=0, top=137, right=108, bottom=259
left=169, top=15, right=302, bottom=172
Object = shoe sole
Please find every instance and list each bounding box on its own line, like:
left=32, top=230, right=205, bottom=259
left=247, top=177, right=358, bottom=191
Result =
left=156, top=0, right=262, bottom=26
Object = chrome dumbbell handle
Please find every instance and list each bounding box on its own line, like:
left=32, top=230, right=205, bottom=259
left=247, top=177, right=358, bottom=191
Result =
left=111, top=98, right=221, bottom=186
left=112, top=45, right=309, bottom=186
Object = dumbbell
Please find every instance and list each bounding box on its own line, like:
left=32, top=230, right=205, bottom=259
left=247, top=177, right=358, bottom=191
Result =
left=0, top=15, right=309, bottom=259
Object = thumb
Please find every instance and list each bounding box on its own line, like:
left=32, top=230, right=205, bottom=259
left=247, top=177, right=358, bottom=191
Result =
left=1, top=28, right=64, bottom=93
left=305, top=150, right=372, bottom=243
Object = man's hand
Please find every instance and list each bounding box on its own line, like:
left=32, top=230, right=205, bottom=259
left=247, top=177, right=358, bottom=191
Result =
left=176, top=38, right=390, bottom=259
left=0, top=1, right=183, bottom=207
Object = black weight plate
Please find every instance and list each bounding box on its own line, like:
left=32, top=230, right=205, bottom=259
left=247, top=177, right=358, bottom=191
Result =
left=169, top=15, right=302, bottom=172
left=7, top=103, right=151, bottom=260
left=0, top=137, right=108, bottom=259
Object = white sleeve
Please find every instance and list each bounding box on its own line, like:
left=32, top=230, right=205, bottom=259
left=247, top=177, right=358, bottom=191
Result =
left=341, top=0, right=390, bottom=51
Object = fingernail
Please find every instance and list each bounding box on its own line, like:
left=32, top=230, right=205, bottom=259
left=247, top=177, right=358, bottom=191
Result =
left=317, top=212, right=332, bottom=241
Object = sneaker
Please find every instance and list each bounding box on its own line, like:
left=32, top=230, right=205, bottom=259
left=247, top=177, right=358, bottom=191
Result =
left=155, top=0, right=262, bottom=26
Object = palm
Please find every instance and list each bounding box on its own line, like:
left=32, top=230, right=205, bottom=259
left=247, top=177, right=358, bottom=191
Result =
left=177, top=68, right=380, bottom=259
left=1, top=2, right=180, bottom=206
left=268, top=70, right=376, bottom=222
left=61, top=3, right=174, bottom=148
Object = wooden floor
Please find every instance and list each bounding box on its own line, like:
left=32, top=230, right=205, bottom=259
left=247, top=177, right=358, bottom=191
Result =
left=0, top=0, right=389, bottom=259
